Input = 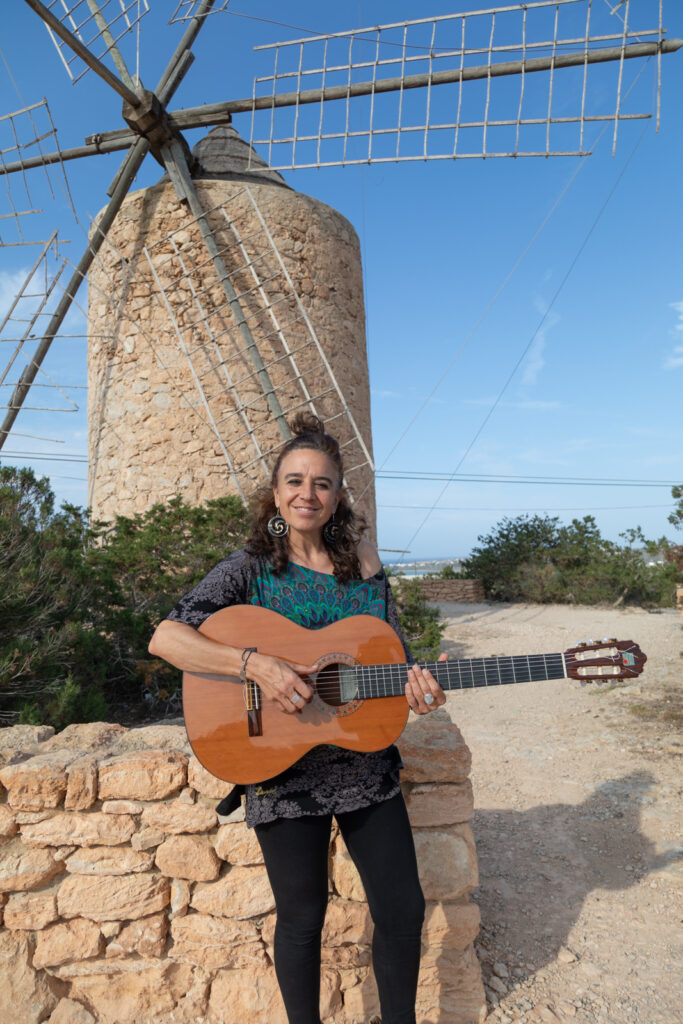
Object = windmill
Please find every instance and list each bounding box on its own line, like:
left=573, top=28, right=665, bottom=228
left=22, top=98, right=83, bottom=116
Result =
left=0, top=0, right=680, bottom=528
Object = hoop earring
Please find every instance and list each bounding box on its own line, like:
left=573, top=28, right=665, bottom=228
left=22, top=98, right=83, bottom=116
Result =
left=323, top=515, right=341, bottom=546
left=267, top=509, right=289, bottom=538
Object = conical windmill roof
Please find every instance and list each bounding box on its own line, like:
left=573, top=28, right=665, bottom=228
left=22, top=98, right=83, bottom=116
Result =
left=157, top=125, right=291, bottom=188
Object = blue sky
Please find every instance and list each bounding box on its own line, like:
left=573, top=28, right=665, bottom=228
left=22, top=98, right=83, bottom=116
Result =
left=1, top=1, right=681, bottom=559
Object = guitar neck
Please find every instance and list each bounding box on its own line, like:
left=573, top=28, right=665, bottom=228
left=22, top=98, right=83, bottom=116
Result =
left=355, top=652, right=567, bottom=699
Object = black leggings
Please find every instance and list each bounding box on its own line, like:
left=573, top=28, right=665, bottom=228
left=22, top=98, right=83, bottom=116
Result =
left=254, top=793, right=425, bottom=1024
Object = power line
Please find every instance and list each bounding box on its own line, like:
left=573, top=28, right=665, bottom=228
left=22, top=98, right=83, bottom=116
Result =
left=377, top=472, right=679, bottom=487
left=380, top=503, right=676, bottom=513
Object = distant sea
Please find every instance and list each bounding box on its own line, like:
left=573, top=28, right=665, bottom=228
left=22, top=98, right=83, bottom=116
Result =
left=383, top=557, right=463, bottom=577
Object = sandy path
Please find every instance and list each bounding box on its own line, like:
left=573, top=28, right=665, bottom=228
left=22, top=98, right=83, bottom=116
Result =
left=436, top=601, right=682, bottom=1024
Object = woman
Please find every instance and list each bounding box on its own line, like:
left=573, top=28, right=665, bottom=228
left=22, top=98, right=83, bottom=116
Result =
left=149, top=413, right=446, bottom=1024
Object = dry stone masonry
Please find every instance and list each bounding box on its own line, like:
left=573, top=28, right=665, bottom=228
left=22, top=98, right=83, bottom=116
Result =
left=0, top=717, right=485, bottom=1024
left=87, top=127, right=376, bottom=534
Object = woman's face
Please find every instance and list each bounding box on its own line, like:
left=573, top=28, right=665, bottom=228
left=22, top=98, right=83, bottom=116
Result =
left=273, top=448, right=341, bottom=538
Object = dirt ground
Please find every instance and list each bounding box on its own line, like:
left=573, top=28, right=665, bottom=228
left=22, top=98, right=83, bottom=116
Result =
left=436, top=601, right=682, bottom=1024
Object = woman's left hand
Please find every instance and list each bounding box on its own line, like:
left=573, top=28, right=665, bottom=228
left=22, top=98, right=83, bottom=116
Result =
left=405, top=653, right=448, bottom=715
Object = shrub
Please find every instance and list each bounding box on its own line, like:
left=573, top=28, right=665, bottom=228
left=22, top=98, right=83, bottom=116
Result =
left=461, top=514, right=678, bottom=607
left=392, top=578, right=444, bottom=661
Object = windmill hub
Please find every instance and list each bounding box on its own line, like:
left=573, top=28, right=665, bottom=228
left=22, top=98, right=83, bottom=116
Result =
left=122, top=89, right=194, bottom=170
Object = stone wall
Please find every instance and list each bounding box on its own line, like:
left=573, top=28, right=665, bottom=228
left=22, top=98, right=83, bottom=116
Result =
left=413, top=579, right=486, bottom=603
left=87, top=173, right=376, bottom=535
left=0, top=719, right=485, bottom=1024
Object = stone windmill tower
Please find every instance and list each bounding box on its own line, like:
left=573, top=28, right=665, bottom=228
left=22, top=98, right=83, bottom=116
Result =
left=87, top=125, right=375, bottom=525
left=0, top=0, right=680, bottom=533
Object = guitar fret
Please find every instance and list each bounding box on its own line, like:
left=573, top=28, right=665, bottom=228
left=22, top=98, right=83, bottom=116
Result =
left=357, top=650, right=569, bottom=698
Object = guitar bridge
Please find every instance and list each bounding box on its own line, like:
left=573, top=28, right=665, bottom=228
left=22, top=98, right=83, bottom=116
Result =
left=244, top=681, right=263, bottom=737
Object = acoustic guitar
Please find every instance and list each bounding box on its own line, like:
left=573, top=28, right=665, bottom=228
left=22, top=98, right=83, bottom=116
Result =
left=183, top=605, right=647, bottom=784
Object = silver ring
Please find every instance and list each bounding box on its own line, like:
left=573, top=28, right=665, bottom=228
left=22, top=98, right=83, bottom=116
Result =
left=291, top=693, right=302, bottom=705
left=423, top=693, right=434, bottom=706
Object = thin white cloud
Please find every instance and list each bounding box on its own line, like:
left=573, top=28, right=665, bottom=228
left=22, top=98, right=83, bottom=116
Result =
left=0, top=267, right=30, bottom=328
left=521, top=297, right=560, bottom=387
left=664, top=300, right=683, bottom=369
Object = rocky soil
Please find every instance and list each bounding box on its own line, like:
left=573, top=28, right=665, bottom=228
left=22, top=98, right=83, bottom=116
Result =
left=437, top=601, right=682, bottom=1024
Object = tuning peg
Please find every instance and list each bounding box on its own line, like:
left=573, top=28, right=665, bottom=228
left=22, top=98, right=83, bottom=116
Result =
left=602, top=637, right=611, bottom=643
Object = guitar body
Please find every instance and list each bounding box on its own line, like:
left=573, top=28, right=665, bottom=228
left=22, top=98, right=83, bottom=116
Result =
left=183, top=605, right=409, bottom=784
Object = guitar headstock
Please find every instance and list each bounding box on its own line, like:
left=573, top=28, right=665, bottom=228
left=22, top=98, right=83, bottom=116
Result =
left=564, top=638, right=647, bottom=685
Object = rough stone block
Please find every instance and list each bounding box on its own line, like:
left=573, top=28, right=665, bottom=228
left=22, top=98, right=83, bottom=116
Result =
left=141, top=799, right=217, bottom=834
left=65, top=846, right=154, bottom=875
left=405, top=779, right=474, bottom=827
left=213, top=821, right=263, bottom=864
left=98, top=750, right=187, bottom=800
left=0, top=839, right=64, bottom=892
left=155, top=834, right=221, bottom=881
left=58, top=872, right=170, bottom=921
left=0, top=755, right=69, bottom=810
left=191, top=865, right=275, bottom=919
left=169, top=913, right=265, bottom=969
left=34, top=918, right=104, bottom=969
left=22, top=812, right=136, bottom=848
left=0, top=931, right=59, bottom=1024
left=398, top=715, right=472, bottom=783
left=105, top=911, right=168, bottom=958
left=413, top=825, right=478, bottom=901
left=3, top=888, right=59, bottom=930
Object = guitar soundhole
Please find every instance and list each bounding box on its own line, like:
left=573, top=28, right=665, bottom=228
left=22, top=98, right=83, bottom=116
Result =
left=312, top=653, right=361, bottom=717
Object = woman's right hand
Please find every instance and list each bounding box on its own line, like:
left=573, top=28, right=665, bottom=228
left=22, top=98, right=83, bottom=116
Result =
left=249, top=653, right=316, bottom=714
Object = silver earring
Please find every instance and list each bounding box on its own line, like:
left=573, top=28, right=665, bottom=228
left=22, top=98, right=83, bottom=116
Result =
left=267, top=508, right=289, bottom=537
left=323, top=515, right=341, bottom=546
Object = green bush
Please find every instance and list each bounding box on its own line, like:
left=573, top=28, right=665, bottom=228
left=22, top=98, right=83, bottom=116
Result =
left=0, top=467, right=250, bottom=727
left=461, top=514, right=679, bottom=606
left=392, top=578, right=444, bottom=661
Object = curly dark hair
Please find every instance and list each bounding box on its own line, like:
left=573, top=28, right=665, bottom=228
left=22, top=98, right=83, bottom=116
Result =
left=246, top=412, right=367, bottom=583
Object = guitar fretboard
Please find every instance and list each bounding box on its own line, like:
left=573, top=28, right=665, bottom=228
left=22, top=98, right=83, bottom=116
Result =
left=354, top=653, right=566, bottom=700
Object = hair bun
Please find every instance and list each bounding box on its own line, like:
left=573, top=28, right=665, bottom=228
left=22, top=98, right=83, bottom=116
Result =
left=289, top=412, right=327, bottom=438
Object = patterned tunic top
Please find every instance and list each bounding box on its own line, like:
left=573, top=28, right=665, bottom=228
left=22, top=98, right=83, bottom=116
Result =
left=165, top=548, right=412, bottom=827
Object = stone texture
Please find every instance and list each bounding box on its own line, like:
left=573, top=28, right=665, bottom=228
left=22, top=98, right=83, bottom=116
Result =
left=22, top=811, right=136, bottom=848
left=208, top=966, right=288, bottom=1024
left=111, top=725, right=190, bottom=754
left=331, top=835, right=365, bottom=902
left=3, top=888, right=59, bottom=930
left=213, top=820, right=263, bottom=864
left=0, top=725, right=54, bottom=753
left=423, top=899, right=481, bottom=951
left=101, top=799, right=145, bottom=814
left=41, top=722, right=126, bottom=753
left=87, top=161, right=376, bottom=533
left=64, top=757, right=98, bottom=811
left=0, top=839, right=64, bottom=891
left=106, top=911, right=168, bottom=957
left=0, top=754, right=69, bottom=810
left=170, top=878, right=192, bottom=918
left=58, top=872, right=170, bottom=921
left=188, top=756, right=229, bottom=799
left=416, top=944, right=487, bottom=1024
left=405, top=779, right=474, bottom=827
left=65, top=846, right=154, bottom=875
left=33, top=918, right=104, bottom=969
left=191, top=865, right=275, bottom=919
left=66, top=961, right=195, bottom=1024
left=98, top=750, right=187, bottom=800
left=132, top=826, right=165, bottom=850
left=0, top=803, right=18, bottom=836
left=322, top=898, right=372, bottom=946
left=47, top=998, right=96, bottom=1024
left=413, top=825, right=478, bottom=901
left=398, top=714, right=472, bottom=783
left=170, top=913, right=266, bottom=969
left=0, top=931, right=59, bottom=1024
left=155, top=834, right=221, bottom=881
left=141, top=799, right=217, bottom=834
left=341, top=968, right=381, bottom=1022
